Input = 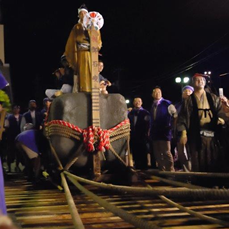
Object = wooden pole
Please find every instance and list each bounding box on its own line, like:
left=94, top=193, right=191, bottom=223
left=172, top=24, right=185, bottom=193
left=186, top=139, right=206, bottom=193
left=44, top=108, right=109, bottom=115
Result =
left=90, top=25, right=101, bottom=177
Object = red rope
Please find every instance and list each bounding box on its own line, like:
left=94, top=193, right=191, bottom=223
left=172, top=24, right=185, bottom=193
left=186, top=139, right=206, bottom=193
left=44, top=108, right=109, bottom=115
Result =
left=45, top=119, right=129, bottom=152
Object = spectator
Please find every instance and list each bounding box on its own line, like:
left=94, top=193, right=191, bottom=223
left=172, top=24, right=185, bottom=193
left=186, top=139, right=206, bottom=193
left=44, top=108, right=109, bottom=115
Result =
left=150, top=86, right=177, bottom=171
left=40, top=98, right=52, bottom=122
left=128, top=97, right=151, bottom=169
left=20, top=100, right=43, bottom=132
left=174, top=85, right=194, bottom=171
left=5, top=105, right=23, bottom=172
left=177, top=73, right=228, bottom=172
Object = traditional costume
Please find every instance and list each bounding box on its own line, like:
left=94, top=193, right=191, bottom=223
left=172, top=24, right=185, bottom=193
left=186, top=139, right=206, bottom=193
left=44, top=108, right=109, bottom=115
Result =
left=177, top=83, right=228, bottom=171
left=64, top=4, right=102, bottom=92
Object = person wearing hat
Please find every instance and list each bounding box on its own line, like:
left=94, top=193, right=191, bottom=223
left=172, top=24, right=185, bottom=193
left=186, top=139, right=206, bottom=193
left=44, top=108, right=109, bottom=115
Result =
left=173, top=85, right=194, bottom=171
left=175, top=85, right=194, bottom=115
left=45, top=55, right=74, bottom=99
left=177, top=73, right=229, bottom=172
left=64, top=4, right=102, bottom=92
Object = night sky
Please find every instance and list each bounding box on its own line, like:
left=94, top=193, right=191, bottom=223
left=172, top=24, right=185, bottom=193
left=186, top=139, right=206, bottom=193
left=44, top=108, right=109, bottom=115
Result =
left=1, top=0, right=229, bottom=112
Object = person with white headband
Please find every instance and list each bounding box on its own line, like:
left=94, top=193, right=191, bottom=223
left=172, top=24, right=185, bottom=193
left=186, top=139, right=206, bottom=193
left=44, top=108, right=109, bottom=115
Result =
left=64, top=4, right=102, bottom=92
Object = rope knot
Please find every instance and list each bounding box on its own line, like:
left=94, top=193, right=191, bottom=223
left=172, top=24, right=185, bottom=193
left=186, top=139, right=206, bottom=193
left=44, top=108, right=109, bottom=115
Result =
left=82, top=126, right=110, bottom=152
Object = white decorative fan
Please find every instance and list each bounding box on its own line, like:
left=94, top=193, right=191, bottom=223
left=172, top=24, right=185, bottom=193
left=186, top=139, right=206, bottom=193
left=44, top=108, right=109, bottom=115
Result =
left=83, top=11, right=104, bottom=30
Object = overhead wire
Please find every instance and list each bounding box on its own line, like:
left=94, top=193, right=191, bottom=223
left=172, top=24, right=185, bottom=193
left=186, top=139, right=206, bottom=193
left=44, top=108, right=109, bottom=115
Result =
left=123, top=31, right=229, bottom=94
left=156, top=32, right=229, bottom=79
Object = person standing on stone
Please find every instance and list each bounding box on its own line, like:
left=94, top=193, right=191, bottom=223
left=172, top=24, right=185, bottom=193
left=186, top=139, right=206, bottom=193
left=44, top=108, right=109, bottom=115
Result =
left=45, top=55, right=74, bottom=99
left=64, top=4, right=102, bottom=92
left=98, top=59, right=111, bottom=94
left=150, top=86, right=177, bottom=171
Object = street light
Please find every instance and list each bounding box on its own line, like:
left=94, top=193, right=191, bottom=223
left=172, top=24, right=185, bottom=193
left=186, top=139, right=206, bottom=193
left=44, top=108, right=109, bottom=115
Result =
left=175, top=77, right=182, bottom=83
left=204, top=71, right=211, bottom=75
left=175, top=76, right=190, bottom=92
left=175, top=76, right=190, bottom=84
left=183, top=77, right=190, bottom=83
left=125, top=99, right=130, bottom=104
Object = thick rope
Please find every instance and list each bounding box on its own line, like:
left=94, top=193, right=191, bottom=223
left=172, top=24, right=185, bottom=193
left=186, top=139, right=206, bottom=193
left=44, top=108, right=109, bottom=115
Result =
left=64, top=171, right=229, bottom=200
left=45, top=119, right=130, bottom=153
left=150, top=175, right=204, bottom=189
left=66, top=174, right=160, bottom=229
left=159, top=194, right=229, bottom=227
left=64, top=143, right=84, bottom=171
left=147, top=170, right=229, bottom=179
left=61, top=173, right=85, bottom=229
left=140, top=174, right=229, bottom=227
left=109, top=144, right=127, bottom=167
left=46, top=124, right=81, bottom=141
left=65, top=170, right=229, bottom=227
left=48, top=139, right=85, bottom=229
left=45, top=119, right=130, bottom=168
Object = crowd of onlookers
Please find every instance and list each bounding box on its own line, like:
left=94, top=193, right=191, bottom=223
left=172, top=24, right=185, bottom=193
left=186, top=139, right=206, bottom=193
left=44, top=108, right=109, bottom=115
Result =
left=0, top=96, right=52, bottom=224
left=0, top=98, right=51, bottom=177
left=1, top=71, right=229, bottom=225
left=1, top=72, right=229, bottom=180
left=128, top=73, right=229, bottom=173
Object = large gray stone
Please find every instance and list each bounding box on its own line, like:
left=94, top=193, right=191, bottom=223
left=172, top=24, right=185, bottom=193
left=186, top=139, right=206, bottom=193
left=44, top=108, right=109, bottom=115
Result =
left=45, top=92, right=129, bottom=173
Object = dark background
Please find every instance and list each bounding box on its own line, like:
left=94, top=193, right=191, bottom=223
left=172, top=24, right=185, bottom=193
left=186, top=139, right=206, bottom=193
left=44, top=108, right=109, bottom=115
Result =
left=1, top=0, right=229, bottom=112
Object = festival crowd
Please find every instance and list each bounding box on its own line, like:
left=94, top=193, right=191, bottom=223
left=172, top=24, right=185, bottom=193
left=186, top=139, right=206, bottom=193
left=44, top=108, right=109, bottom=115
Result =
left=128, top=75, right=229, bottom=173
left=1, top=3, right=229, bottom=227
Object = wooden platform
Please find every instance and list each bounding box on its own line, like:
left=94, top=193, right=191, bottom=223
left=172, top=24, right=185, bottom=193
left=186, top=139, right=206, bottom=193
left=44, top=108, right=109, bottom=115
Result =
left=4, top=171, right=229, bottom=229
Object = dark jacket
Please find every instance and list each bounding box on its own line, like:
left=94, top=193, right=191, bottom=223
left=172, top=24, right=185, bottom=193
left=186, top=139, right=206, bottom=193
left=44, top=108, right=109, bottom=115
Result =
left=150, top=98, right=173, bottom=141
left=128, top=107, right=151, bottom=143
left=22, top=110, right=43, bottom=130
left=7, top=114, right=22, bottom=140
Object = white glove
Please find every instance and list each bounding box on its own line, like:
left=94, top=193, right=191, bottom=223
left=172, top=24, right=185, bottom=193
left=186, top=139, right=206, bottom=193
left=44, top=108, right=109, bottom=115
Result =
left=168, top=104, right=178, bottom=118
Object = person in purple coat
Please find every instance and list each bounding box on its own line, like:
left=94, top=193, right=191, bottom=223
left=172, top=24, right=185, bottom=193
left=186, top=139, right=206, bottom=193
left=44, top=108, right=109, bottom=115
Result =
left=150, top=86, right=177, bottom=171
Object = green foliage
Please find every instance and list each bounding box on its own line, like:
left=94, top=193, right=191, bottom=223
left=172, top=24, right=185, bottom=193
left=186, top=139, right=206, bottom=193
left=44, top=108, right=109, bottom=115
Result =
left=0, top=90, right=11, bottom=113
